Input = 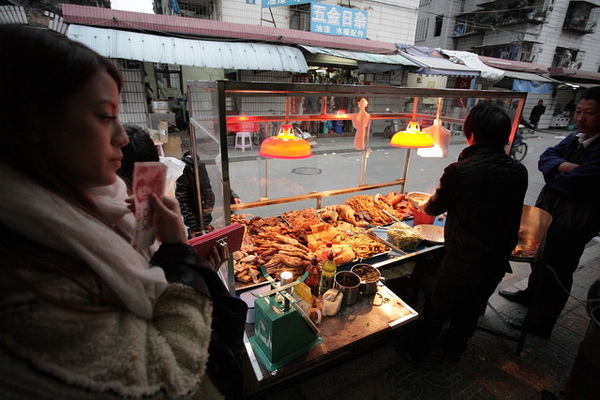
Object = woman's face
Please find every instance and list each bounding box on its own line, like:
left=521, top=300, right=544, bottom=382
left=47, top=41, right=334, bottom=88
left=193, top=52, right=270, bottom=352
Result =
left=44, top=70, right=128, bottom=188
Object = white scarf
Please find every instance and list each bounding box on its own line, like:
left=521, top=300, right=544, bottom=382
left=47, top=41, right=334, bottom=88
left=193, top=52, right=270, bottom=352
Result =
left=0, top=163, right=168, bottom=319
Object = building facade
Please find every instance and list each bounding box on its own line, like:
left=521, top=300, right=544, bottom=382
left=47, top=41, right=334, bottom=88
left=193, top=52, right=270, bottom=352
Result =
left=416, top=0, right=600, bottom=129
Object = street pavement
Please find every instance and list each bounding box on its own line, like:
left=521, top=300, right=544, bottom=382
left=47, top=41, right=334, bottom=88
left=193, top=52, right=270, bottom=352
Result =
left=226, top=127, right=571, bottom=215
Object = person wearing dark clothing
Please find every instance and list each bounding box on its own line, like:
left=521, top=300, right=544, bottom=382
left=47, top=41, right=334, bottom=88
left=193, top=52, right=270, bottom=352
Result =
left=117, top=124, right=159, bottom=193
left=176, top=151, right=241, bottom=237
left=529, top=100, right=546, bottom=130
left=501, top=86, right=600, bottom=337
left=564, top=99, right=576, bottom=116
left=403, top=103, right=528, bottom=364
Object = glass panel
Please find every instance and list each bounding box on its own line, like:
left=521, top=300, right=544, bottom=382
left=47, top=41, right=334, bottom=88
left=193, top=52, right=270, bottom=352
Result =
left=186, top=81, right=527, bottom=291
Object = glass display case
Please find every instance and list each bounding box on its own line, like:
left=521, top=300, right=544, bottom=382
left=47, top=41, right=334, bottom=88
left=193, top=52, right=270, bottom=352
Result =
left=185, top=81, right=527, bottom=292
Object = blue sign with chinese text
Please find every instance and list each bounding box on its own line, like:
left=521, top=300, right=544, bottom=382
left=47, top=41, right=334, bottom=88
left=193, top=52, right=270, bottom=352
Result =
left=262, top=0, right=319, bottom=7
left=310, top=3, right=368, bottom=38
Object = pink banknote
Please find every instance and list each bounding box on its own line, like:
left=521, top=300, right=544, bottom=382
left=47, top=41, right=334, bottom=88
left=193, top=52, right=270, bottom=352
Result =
left=132, top=161, right=167, bottom=251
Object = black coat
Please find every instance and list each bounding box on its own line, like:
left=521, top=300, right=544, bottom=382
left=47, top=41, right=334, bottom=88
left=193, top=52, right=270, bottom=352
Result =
left=175, top=153, right=240, bottom=231
left=425, top=144, right=528, bottom=273
left=176, top=153, right=216, bottom=230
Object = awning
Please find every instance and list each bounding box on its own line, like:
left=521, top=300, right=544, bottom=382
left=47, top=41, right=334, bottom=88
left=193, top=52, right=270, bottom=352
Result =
left=501, top=70, right=555, bottom=83
left=548, top=67, right=600, bottom=84
left=439, top=49, right=504, bottom=81
left=66, top=25, right=308, bottom=73
left=401, top=53, right=480, bottom=77
left=395, top=44, right=479, bottom=77
left=300, top=45, right=419, bottom=68
left=478, top=56, right=548, bottom=74
left=554, top=80, right=592, bottom=89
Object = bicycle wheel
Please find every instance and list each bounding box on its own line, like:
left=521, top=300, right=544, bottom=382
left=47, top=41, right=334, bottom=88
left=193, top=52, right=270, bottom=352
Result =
left=512, top=142, right=528, bottom=162
left=383, top=125, right=394, bottom=139
left=251, top=127, right=265, bottom=146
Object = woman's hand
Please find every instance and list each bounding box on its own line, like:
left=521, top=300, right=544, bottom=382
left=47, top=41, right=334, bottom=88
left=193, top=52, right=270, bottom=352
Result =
left=149, top=193, right=188, bottom=244
left=207, top=240, right=229, bottom=272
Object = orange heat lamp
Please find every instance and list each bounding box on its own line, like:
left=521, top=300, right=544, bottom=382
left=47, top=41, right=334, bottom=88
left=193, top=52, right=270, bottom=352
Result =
left=389, top=121, right=435, bottom=149
left=258, top=124, right=313, bottom=159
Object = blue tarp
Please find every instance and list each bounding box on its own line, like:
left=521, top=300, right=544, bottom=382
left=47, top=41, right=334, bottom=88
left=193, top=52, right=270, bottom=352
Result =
left=512, top=79, right=553, bottom=94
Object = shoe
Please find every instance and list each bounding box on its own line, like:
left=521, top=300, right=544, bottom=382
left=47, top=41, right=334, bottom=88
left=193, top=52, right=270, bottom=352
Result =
left=498, top=289, right=530, bottom=306
left=403, top=350, right=427, bottom=367
left=505, top=317, right=552, bottom=337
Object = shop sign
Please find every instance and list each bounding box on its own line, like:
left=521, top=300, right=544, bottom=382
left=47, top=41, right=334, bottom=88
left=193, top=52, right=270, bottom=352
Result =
left=310, top=4, right=368, bottom=38
left=261, top=0, right=321, bottom=7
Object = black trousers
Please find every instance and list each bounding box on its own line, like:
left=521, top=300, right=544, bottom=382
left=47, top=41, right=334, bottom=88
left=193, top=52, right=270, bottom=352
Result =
left=410, top=261, right=505, bottom=358
left=524, top=225, right=588, bottom=332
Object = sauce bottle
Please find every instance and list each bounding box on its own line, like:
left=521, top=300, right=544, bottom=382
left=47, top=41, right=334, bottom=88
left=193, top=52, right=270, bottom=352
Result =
left=305, top=255, right=321, bottom=297
left=319, top=250, right=337, bottom=295
left=321, top=241, right=333, bottom=261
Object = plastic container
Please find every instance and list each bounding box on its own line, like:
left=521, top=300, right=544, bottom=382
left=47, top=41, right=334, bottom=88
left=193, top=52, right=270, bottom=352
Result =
left=413, top=208, right=435, bottom=225
left=334, top=120, right=344, bottom=133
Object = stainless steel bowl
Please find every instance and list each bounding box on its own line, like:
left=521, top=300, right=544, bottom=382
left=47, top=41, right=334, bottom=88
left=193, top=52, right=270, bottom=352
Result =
left=351, top=264, right=381, bottom=296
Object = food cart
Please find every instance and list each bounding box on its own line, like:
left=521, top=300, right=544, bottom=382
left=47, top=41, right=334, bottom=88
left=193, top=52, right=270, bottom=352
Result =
left=185, top=81, right=527, bottom=395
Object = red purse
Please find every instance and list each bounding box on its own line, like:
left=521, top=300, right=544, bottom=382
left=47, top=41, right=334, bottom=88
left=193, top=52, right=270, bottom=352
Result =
left=188, top=223, right=245, bottom=259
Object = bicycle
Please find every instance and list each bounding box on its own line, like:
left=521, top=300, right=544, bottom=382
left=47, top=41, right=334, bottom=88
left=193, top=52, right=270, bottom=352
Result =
left=383, top=119, right=406, bottom=139
left=510, top=132, right=528, bottom=162
left=251, top=125, right=267, bottom=146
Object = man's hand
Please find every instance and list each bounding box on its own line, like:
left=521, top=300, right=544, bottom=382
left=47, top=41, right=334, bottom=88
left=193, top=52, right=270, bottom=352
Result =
left=558, top=161, right=579, bottom=172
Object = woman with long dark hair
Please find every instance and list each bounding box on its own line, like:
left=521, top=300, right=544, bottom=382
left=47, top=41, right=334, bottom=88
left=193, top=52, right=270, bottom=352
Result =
left=0, top=24, right=242, bottom=399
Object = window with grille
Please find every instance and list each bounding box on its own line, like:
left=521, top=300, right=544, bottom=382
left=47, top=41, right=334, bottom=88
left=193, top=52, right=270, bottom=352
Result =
left=415, top=18, right=429, bottom=42
left=290, top=4, right=311, bottom=31
left=177, top=0, right=216, bottom=19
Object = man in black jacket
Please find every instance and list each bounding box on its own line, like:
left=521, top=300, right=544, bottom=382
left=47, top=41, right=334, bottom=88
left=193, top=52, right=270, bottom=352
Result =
left=403, top=103, right=528, bottom=364
left=176, top=151, right=241, bottom=237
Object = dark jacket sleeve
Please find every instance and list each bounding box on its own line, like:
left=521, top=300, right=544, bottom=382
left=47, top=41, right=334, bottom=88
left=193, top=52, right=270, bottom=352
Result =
left=198, top=161, right=216, bottom=211
left=424, top=163, right=459, bottom=217
left=175, top=165, right=199, bottom=230
left=151, top=242, right=230, bottom=299
left=539, top=132, right=600, bottom=197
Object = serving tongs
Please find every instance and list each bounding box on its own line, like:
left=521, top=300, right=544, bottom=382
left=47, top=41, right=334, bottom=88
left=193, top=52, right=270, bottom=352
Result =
left=381, top=208, right=402, bottom=224
left=346, top=227, right=407, bottom=256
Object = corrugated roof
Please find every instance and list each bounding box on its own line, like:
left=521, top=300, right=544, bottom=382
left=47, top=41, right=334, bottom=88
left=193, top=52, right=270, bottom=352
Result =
left=61, top=4, right=398, bottom=54
left=67, top=25, right=308, bottom=72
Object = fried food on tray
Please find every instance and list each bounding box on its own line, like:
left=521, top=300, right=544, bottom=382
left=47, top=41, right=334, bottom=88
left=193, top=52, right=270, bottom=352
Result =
left=230, top=192, right=417, bottom=287
left=337, top=204, right=370, bottom=227
left=282, top=208, right=321, bottom=232
left=345, top=194, right=400, bottom=225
